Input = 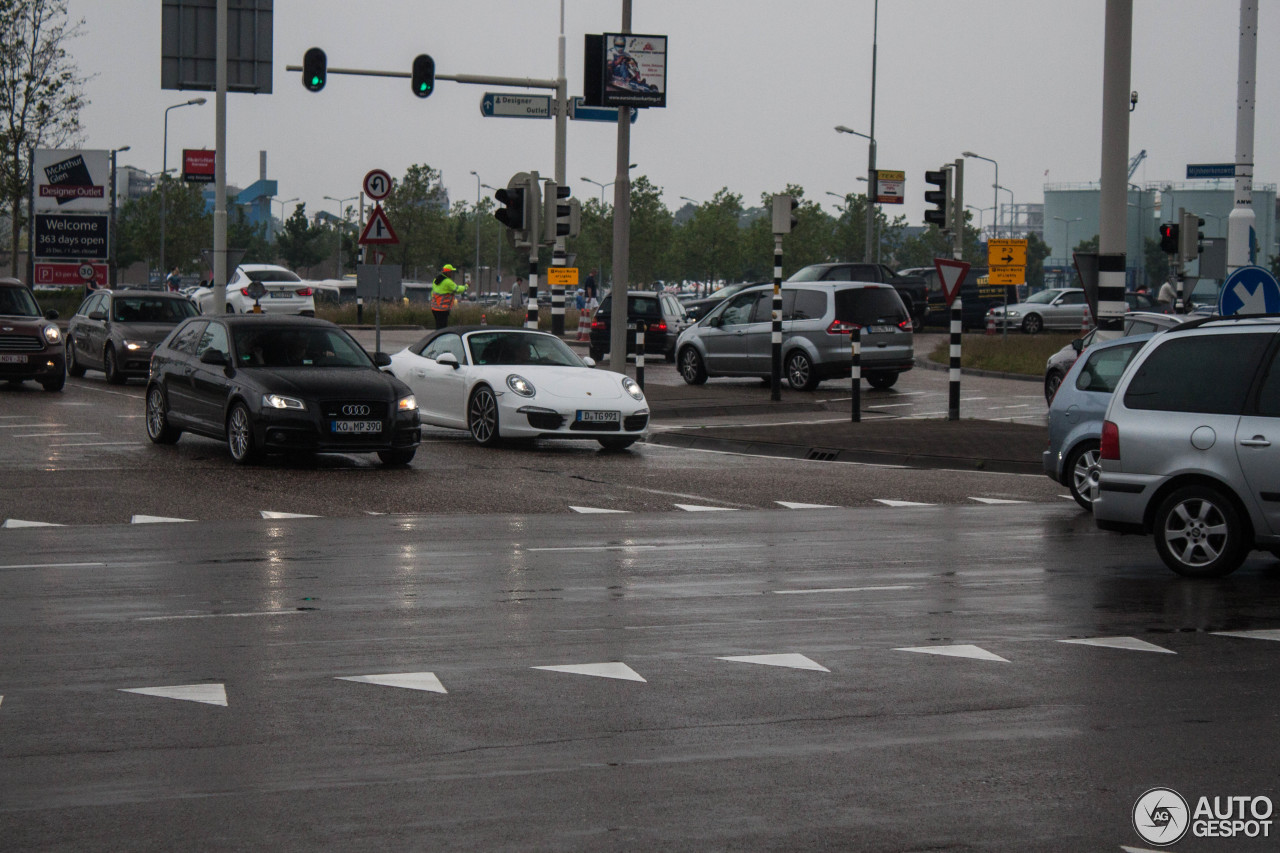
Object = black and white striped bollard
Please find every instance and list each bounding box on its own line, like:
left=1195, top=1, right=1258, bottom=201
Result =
left=949, top=297, right=962, bottom=422
left=851, top=324, right=861, bottom=423
left=635, top=321, right=645, bottom=390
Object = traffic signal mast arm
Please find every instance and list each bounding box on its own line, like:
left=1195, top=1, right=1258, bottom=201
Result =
left=287, top=59, right=559, bottom=93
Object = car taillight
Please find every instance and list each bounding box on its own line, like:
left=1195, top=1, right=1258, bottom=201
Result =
left=240, top=287, right=251, bottom=296
left=827, top=320, right=860, bottom=335
left=1100, top=419, right=1120, bottom=460
left=897, top=319, right=912, bottom=331
left=648, top=321, right=667, bottom=333
left=591, top=318, right=605, bottom=330
left=295, top=287, right=313, bottom=296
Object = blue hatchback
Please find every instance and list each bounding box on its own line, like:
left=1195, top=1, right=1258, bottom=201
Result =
left=1043, top=332, right=1158, bottom=510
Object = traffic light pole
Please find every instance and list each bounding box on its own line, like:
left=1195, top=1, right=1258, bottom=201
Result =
left=550, top=6, right=568, bottom=338
left=771, top=235, right=783, bottom=402
left=526, top=245, right=539, bottom=330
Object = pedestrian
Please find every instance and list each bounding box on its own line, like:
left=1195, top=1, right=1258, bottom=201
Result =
left=164, top=266, right=181, bottom=292
left=510, top=277, right=525, bottom=311
left=430, top=263, right=466, bottom=329
left=575, top=286, right=586, bottom=311
left=1157, top=279, right=1177, bottom=310
left=584, top=268, right=598, bottom=304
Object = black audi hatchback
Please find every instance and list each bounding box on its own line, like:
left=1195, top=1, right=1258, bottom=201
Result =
left=145, top=315, right=421, bottom=465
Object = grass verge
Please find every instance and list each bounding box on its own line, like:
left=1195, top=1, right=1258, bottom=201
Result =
left=928, top=332, right=1077, bottom=375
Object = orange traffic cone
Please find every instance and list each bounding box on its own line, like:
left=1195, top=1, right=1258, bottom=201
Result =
left=1081, top=303, right=1092, bottom=334
left=576, top=308, right=591, bottom=341
left=985, top=312, right=996, bottom=335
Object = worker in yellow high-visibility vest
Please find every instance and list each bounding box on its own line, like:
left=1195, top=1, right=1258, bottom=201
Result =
left=430, top=263, right=467, bottom=329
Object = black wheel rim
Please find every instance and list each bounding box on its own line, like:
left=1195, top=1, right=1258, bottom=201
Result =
left=146, top=388, right=165, bottom=438
left=470, top=390, right=497, bottom=443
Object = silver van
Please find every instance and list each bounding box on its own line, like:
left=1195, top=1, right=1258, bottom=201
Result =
left=674, top=282, right=914, bottom=390
left=1094, top=316, right=1280, bottom=577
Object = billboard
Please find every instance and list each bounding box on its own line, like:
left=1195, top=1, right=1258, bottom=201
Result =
left=34, top=214, right=109, bottom=260
left=602, top=33, right=667, bottom=108
left=183, top=149, right=216, bottom=183
left=34, top=149, right=111, bottom=213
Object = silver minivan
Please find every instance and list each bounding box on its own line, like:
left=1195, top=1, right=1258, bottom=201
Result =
left=1094, top=316, right=1280, bottom=577
left=674, top=282, right=914, bottom=390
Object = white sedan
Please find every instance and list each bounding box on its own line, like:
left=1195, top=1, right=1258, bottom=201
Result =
left=388, top=327, right=649, bottom=449
left=192, top=264, right=316, bottom=316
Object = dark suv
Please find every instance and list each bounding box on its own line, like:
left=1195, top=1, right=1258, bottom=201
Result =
left=0, top=277, right=65, bottom=391
left=589, top=290, right=689, bottom=362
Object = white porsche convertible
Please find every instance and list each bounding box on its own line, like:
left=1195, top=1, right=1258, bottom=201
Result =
left=387, top=327, right=649, bottom=449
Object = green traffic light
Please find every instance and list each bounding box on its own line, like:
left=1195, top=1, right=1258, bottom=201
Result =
left=311, top=76, right=322, bottom=86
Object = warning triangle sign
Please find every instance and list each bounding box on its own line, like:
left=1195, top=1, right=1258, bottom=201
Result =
left=933, top=258, right=971, bottom=307
left=359, top=204, right=399, bottom=245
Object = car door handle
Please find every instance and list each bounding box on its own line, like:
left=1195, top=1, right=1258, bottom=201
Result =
left=1240, top=436, right=1271, bottom=447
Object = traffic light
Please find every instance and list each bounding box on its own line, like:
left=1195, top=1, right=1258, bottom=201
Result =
left=1180, top=209, right=1205, bottom=264
left=1158, top=223, right=1180, bottom=254
left=495, top=186, right=526, bottom=231
left=411, top=54, right=435, bottom=98
left=302, top=47, right=327, bottom=92
left=772, top=194, right=799, bottom=235
left=494, top=172, right=539, bottom=246
left=544, top=181, right=573, bottom=242
left=924, top=169, right=950, bottom=229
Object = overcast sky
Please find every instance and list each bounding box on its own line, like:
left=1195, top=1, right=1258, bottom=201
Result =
left=69, top=0, right=1279, bottom=229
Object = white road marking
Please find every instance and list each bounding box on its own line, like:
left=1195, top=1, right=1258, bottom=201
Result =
left=73, top=385, right=144, bottom=399
left=532, top=662, right=646, bottom=682
left=136, top=610, right=305, bottom=621
left=49, top=442, right=141, bottom=447
left=773, top=584, right=916, bottom=595
left=864, top=402, right=914, bottom=408
left=1059, top=637, right=1175, bottom=654
left=119, top=684, right=228, bottom=707
left=337, top=672, right=447, bottom=694
left=526, top=545, right=657, bottom=553
left=987, top=404, right=1031, bottom=410
left=1, top=561, right=102, bottom=569
left=674, top=503, right=739, bottom=512
left=718, top=653, right=830, bottom=672
left=2, top=520, right=66, bottom=529
left=1212, top=629, right=1280, bottom=642
left=969, top=497, right=1027, bottom=505
left=131, top=515, right=193, bottom=524
left=895, top=644, right=1010, bottom=662
left=12, top=432, right=99, bottom=438
left=261, top=511, right=321, bottom=519
left=569, top=506, right=631, bottom=514
left=874, top=499, right=934, bottom=508
left=116, top=414, right=146, bottom=419
left=0, top=423, right=60, bottom=429
left=775, top=501, right=840, bottom=509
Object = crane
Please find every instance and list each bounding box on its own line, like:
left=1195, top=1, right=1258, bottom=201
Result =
left=1127, top=149, right=1147, bottom=181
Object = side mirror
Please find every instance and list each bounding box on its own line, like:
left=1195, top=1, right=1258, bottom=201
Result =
left=373, top=351, right=392, bottom=367
left=707, top=315, right=724, bottom=328
left=435, top=352, right=459, bottom=369
left=89, top=310, right=107, bottom=321
left=1071, top=338, right=1083, bottom=353
left=44, top=308, right=58, bottom=321
left=199, top=349, right=228, bottom=366
left=582, top=356, right=596, bottom=368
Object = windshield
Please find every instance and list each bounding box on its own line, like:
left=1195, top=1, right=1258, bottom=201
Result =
left=0, top=286, right=42, bottom=317
left=1024, top=290, right=1062, bottom=304
left=113, top=296, right=199, bottom=323
left=232, top=326, right=371, bottom=368
left=467, top=331, right=584, bottom=367
left=785, top=266, right=826, bottom=282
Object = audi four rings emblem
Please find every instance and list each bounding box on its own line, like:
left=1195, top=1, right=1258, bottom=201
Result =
left=342, top=404, right=371, bottom=416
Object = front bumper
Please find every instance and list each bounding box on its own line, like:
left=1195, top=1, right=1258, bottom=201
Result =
left=0, top=350, right=65, bottom=382
left=252, top=408, right=421, bottom=454
left=507, top=402, right=649, bottom=440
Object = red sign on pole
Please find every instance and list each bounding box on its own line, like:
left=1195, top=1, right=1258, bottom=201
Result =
left=183, top=149, right=216, bottom=183
left=934, top=258, right=971, bottom=307
left=358, top=204, right=398, bottom=245
left=35, top=261, right=108, bottom=286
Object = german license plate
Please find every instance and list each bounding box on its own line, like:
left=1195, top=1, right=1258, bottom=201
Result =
left=868, top=325, right=896, bottom=333
left=0, top=354, right=26, bottom=364
left=269, top=290, right=292, bottom=298
left=576, top=410, right=620, bottom=423
left=331, top=419, right=382, bottom=434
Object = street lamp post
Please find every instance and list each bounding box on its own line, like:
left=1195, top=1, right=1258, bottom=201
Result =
left=160, top=97, right=207, bottom=282
left=482, top=183, right=502, bottom=289
left=834, top=125, right=877, bottom=263
left=1054, top=216, right=1082, bottom=283
left=324, top=195, right=357, bottom=279
left=469, top=170, right=482, bottom=292
left=273, top=197, right=299, bottom=232
left=995, top=184, right=1015, bottom=237
left=966, top=204, right=994, bottom=236
left=962, top=151, right=998, bottom=239
left=582, top=166, right=634, bottom=293
left=108, top=145, right=130, bottom=288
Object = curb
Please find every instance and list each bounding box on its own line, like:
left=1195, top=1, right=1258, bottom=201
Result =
left=648, top=431, right=1041, bottom=475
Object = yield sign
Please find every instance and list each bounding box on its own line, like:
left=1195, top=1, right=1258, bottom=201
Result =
left=933, top=258, right=971, bottom=307
left=358, top=204, right=398, bottom=245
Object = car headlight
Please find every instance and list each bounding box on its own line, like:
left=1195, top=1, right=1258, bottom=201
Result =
left=621, top=376, right=645, bottom=401
left=1006, top=310, right=1020, bottom=318
left=507, top=374, right=536, bottom=397
left=42, top=324, right=60, bottom=344
left=122, top=339, right=150, bottom=351
left=262, top=393, right=305, bottom=410
left=397, top=394, right=417, bottom=411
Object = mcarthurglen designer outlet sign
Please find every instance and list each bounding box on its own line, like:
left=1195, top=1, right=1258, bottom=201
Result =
left=33, top=149, right=111, bottom=214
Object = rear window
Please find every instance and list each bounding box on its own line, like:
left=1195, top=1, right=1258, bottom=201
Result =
left=785, top=289, right=826, bottom=320
left=246, top=268, right=302, bottom=283
left=595, top=294, right=662, bottom=321
left=1076, top=342, right=1144, bottom=394
left=1123, top=332, right=1272, bottom=414
left=834, top=287, right=907, bottom=325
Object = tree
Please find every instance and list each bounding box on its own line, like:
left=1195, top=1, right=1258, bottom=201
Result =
left=1025, top=232, right=1052, bottom=289
left=673, top=187, right=740, bottom=287
left=740, top=186, right=834, bottom=280
left=0, top=0, right=87, bottom=275
left=382, top=163, right=450, bottom=279
left=274, top=203, right=326, bottom=272
left=625, top=175, right=673, bottom=287
left=229, top=207, right=272, bottom=266
left=115, top=175, right=209, bottom=275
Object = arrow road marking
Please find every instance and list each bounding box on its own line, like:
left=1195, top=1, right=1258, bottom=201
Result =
left=1059, top=636, right=1175, bottom=654
left=337, top=672, right=447, bottom=694
left=119, top=683, right=228, bottom=707
left=531, top=662, right=647, bottom=682
left=874, top=499, right=935, bottom=508
left=717, top=653, right=830, bottom=672
left=895, top=644, right=1009, bottom=662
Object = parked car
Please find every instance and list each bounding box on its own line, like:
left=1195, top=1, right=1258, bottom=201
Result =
left=1043, top=311, right=1187, bottom=403
left=191, top=265, right=316, bottom=316
left=675, top=281, right=914, bottom=391
left=145, top=315, right=420, bottom=465
left=987, top=287, right=1087, bottom=333
left=920, top=267, right=1020, bottom=330
left=389, top=327, right=648, bottom=450
left=1094, top=315, right=1280, bottom=577
left=0, top=277, right=64, bottom=391
left=681, top=282, right=768, bottom=322
left=66, top=289, right=199, bottom=384
left=588, top=290, right=689, bottom=362
left=1044, top=333, right=1158, bottom=511
left=787, top=262, right=928, bottom=331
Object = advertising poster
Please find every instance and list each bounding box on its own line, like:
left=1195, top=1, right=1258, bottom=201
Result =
left=183, top=149, right=216, bottom=183
left=603, top=33, right=667, bottom=108
left=34, top=149, right=111, bottom=213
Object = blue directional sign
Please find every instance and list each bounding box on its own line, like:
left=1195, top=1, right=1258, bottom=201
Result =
left=1186, top=163, right=1235, bottom=179
left=1218, top=265, right=1280, bottom=316
left=480, top=93, right=551, bottom=119
left=569, top=96, right=638, bottom=124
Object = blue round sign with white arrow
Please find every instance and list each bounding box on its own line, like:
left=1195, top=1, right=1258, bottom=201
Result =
left=1218, top=265, right=1280, bottom=316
